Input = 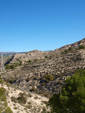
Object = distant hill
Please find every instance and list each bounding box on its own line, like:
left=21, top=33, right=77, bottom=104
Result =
left=0, top=52, right=27, bottom=56
left=0, top=52, right=16, bottom=56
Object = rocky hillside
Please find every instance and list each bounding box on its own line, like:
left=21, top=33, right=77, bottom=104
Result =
left=0, top=38, right=85, bottom=96
left=0, top=78, right=49, bottom=113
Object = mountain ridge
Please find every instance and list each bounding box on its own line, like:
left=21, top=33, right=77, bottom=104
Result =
left=0, top=38, right=85, bottom=54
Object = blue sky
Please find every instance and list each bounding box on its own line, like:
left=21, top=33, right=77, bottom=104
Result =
left=0, top=0, right=85, bottom=52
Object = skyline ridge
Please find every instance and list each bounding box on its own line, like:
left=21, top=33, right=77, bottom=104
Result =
left=0, top=38, right=85, bottom=53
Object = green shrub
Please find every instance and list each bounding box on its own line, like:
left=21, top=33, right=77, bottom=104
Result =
left=4, top=107, right=13, bottom=113
left=5, top=64, right=15, bottom=69
left=5, top=64, right=10, bottom=69
left=27, top=60, right=32, bottom=63
left=44, top=74, right=54, bottom=82
left=64, top=49, right=68, bottom=53
left=79, top=45, right=85, bottom=49
left=16, top=59, right=22, bottom=65
left=0, top=87, right=6, bottom=96
left=4, top=101, right=8, bottom=107
left=8, top=77, right=16, bottom=84
left=45, top=56, right=48, bottom=58
left=17, top=92, right=27, bottom=104
left=68, top=47, right=73, bottom=51
left=62, top=47, right=73, bottom=54
left=11, top=96, right=17, bottom=103
left=0, top=87, right=6, bottom=101
left=1, top=95, right=6, bottom=101
left=5, top=61, right=21, bottom=69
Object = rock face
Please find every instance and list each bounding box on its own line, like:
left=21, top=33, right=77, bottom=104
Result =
left=1, top=38, right=85, bottom=96
left=10, top=50, right=50, bottom=64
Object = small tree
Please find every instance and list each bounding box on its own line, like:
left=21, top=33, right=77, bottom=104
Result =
left=48, top=69, right=85, bottom=113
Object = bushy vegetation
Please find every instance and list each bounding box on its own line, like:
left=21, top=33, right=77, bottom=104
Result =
left=5, top=64, right=15, bottom=69
left=4, top=107, right=13, bottom=113
left=48, top=69, right=85, bottom=113
left=8, top=77, right=16, bottom=84
left=11, top=96, right=17, bottom=103
left=62, top=47, right=73, bottom=54
left=44, top=74, right=54, bottom=82
left=62, top=45, right=85, bottom=54
left=17, top=92, right=27, bottom=104
left=16, top=59, right=22, bottom=65
left=45, top=56, right=48, bottom=58
left=0, top=86, right=13, bottom=113
left=26, top=60, right=32, bottom=63
left=0, top=87, right=6, bottom=101
left=78, top=45, right=85, bottom=49
left=11, top=92, right=27, bottom=104
left=5, top=60, right=22, bottom=69
left=28, top=60, right=32, bottom=63
left=5, top=77, right=16, bottom=84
